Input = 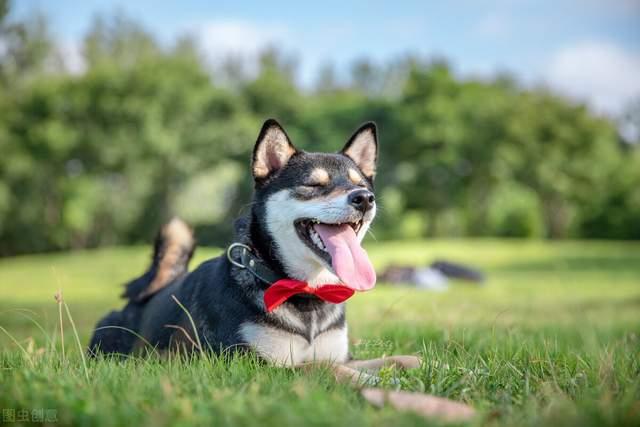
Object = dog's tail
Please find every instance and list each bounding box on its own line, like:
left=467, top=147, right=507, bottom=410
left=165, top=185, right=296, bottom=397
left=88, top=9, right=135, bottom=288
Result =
left=122, top=217, right=196, bottom=302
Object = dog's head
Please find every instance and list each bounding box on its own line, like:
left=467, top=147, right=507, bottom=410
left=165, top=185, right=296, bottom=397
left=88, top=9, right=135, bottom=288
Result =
left=249, top=119, right=378, bottom=290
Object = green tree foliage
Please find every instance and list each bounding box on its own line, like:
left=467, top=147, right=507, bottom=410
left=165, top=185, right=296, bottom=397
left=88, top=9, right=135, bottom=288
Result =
left=0, top=9, right=638, bottom=255
left=0, top=0, right=52, bottom=88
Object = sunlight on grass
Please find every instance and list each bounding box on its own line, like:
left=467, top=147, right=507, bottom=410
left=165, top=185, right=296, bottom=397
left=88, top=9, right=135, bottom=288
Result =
left=0, top=239, right=639, bottom=426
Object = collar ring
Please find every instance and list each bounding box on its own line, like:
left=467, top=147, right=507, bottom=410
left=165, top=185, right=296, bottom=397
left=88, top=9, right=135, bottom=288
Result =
left=226, top=242, right=253, bottom=269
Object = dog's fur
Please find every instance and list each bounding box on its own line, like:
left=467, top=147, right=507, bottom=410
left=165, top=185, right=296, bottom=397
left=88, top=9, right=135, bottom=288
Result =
left=89, top=119, right=419, bottom=374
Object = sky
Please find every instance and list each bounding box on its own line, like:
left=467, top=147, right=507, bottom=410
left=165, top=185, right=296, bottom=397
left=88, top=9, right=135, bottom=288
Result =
left=11, top=0, right=640, bottom=117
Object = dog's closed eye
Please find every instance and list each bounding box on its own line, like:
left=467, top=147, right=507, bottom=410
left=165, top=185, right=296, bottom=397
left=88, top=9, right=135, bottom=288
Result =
left=295, top=183, right=325, bottom=196
left=303, top=182, right=326, bottom=188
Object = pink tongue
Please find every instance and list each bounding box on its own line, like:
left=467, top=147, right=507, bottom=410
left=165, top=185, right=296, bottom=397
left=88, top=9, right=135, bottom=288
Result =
left=313, top=224, right=376, bottom=291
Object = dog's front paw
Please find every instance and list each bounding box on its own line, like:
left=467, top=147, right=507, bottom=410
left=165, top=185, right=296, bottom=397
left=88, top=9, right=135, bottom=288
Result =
left=385, top=355, right=422, bottom=370
left=345, top=355, right=422, bottom=371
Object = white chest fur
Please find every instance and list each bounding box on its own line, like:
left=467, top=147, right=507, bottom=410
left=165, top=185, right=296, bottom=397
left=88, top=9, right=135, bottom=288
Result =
left=239, top=322, right=349, bottom=366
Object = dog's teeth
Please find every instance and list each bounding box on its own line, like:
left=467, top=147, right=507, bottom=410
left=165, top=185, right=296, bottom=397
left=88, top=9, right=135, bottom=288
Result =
left=308, top=228, right=326, bottom=251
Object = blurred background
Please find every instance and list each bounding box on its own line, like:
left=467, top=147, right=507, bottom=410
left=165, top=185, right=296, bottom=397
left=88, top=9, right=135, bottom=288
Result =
left=1, top=0, right=639, bottom=256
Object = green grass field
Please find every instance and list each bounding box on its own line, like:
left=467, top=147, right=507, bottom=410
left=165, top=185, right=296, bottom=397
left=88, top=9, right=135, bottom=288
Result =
left=1, top=239, right=639, bottom=426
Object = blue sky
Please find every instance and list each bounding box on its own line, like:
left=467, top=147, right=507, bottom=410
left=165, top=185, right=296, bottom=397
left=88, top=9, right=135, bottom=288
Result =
left=11, top=0, right=640, bottom=115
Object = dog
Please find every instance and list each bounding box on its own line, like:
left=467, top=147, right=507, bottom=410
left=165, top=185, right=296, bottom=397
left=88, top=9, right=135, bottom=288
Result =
left=89, top=119, right=420, bottom=381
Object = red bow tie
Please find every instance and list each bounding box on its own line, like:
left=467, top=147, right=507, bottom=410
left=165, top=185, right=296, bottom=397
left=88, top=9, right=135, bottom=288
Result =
left=263, top=279, right=355, bottom=312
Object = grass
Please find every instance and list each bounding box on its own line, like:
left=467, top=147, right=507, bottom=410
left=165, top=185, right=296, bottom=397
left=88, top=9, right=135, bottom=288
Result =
left=0, top=239, right=639, bottom=426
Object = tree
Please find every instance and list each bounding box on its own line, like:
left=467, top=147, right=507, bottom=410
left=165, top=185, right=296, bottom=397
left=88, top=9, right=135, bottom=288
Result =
left=503, top=90, right=622, bottom=238
left=1, top=8, right=638, bottom=255
left=0, top=1, right=53, bottom=88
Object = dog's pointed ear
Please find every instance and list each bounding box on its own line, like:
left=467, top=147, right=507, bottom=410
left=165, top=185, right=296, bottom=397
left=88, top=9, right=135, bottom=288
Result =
left=252, top=119, right=298, bottom=181
left=341, top=122, right=378, bottom=179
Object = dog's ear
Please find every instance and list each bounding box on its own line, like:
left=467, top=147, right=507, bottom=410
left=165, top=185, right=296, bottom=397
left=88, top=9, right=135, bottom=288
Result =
left=341, top=122, right=378, bottom=179
left=252, top=119, right=298, bottom=181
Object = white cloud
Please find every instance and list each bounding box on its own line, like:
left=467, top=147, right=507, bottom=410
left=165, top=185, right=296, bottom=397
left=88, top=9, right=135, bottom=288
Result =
left=182, top=19, right=294, bottom=81
left=545, top=41, right=640, bottom=115
left=52, top=20, right=289, bottom=78
left=191, top=20, right=290, bottom=65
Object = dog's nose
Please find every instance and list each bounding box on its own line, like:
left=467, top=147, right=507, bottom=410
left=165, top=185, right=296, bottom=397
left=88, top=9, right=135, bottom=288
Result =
left=348, top=189, right=375, bottom=212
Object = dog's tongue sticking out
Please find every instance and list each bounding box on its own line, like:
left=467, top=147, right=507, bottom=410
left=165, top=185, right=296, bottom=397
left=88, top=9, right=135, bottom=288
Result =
left=314, top=224, right=376, bottom=291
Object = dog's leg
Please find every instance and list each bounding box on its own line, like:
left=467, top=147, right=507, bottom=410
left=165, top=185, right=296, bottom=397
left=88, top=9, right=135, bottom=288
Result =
left=336, top=358, right=476, bottom=422
left=298, top=356, right=420, bottom=387
left=298, top=358, right=475, bottom=422
left=297, top=362, right=381, bottom=387
left=345, top=355, right=421, bottom=372
left=361, top=388, right=476, bottom=422
left=299, top=356, right=422, bottom=387
left=331, top=364, right=382, bottom=387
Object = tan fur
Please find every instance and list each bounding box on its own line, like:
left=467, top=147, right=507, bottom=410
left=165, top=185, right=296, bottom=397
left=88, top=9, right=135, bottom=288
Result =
left=309, top=168, right=330, bottom=185
left=297, top=355, right=421, bottom=386
left=361, top=389, right=476, bottom=422
left=329, top=364, right=379, bottom=386
left=137, top=218, right=194, bottom=301
left=344, top=355, right=421, bottom=371
left=299, top=355, right=474, bottom=421
left=253, top=127, right=296, bottom=178
left=344, top=129, right=376, bottom=177
left=348, top=168, right=363, bottom=185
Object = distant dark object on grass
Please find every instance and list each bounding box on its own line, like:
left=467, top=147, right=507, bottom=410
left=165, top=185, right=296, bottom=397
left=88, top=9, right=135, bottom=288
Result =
left=379, top=260, right=485, bottom=290
left=431, top=260, right=485, bottom=283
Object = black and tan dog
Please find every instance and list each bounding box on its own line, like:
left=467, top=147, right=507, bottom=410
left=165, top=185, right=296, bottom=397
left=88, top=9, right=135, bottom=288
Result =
left=89, top=119, right=419, bottom=381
